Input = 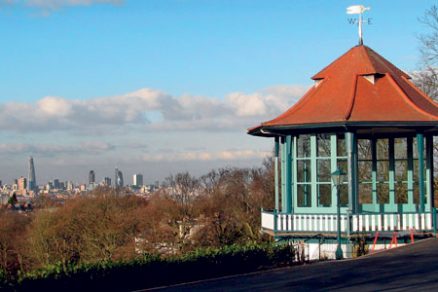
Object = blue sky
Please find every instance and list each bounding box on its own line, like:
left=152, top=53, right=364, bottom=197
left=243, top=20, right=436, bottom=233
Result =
left=0, top=0, right=436, bottom=184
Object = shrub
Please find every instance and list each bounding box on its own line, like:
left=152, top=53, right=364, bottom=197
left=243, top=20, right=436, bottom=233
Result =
left=16, top=243, right=294, bottom=291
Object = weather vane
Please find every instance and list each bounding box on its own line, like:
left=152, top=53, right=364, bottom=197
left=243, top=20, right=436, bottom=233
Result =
left=346, top=5, right=371, bottom=45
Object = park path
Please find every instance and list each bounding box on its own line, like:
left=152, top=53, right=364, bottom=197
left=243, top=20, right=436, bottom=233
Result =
left=150, top=238, right=438, bottom=291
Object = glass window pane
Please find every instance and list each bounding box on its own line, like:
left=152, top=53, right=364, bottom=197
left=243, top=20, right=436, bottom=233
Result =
left=413, top=182, right=419, bottom=204
left=339, top=184, right=348, bottom=207
left=337, top=134, right=347, bottom=157
left=298, top=135, right=311, bottom=158
left=413, top=160, right=419, bottom=182
left=395, top=161, right=407, bottom=182
left=394, top=138, right=407, bottom=159
left=413, top=138, right=418, bottom=159
left=359, top=183, right=372, bottom=204
left=297, top=160, right=311, bottom=183
left=377, top=183, right=389, bottom=204
left=337, top=159, right=348, bottom=183
left=377, top=139, right=389, bottom=160
left=396, top=182, right=408, bottom=204
left=413, top=160, right=426, bottom=182
left=317, top=159, right=331, bottom=182
left=377, top=161, right=389, bottom=182
left=297, top=184, right=312, bottom=207
left=358, top=161, right=372, bottom=182
left=358, top=139, right=372, bottom=160
left=318, top=184, right=331, bottom=207
left=317, top=134, right=331, bottom=157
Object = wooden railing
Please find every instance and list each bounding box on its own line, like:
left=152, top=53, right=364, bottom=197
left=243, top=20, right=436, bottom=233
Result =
left=261, top=210, right=436, bottom=234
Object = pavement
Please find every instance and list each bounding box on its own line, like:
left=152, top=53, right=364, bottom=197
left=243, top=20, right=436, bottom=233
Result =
left=152, top=238, right=438, bottom=291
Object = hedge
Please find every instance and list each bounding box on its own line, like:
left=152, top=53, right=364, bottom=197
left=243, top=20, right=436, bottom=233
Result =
left=4, top=243, right=294, bottom=291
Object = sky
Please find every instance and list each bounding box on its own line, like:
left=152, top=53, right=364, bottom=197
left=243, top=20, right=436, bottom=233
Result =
left=0, top=0, right=436, bottom=185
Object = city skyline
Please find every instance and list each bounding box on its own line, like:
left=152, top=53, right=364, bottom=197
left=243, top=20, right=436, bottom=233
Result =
left=2, top=160, right=152, bottom=189
left=1, top=157, right=149, bottom=186
left=0, top=1, right=436, bottom=183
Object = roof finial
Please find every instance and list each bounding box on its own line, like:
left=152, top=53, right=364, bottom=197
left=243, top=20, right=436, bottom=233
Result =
left=347, top=5, right=371, bottom=45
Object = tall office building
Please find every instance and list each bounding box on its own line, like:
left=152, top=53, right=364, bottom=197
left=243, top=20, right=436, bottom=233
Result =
left=28, top=156, right=37, bottom=192
left=18, top=176, right=27, bottom=194
left=133, top=174, right=143, bottom=187
left=52, top=179, right=60, bottom=189
left=103, top=177, right=111, bottom=186
left=115, top=168, right=124, bottom=188
left=89, top=170, right=95, bottom=185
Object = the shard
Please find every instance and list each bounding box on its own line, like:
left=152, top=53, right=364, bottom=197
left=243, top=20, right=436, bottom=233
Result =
left=28, top=156, right=37, bottom=192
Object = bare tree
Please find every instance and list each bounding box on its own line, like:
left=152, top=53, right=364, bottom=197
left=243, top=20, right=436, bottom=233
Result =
left=166, top=172, right=199, bottom=219
left=419, top=5, right=438, bottom=66
left=415, top=5, right=438, bottom=101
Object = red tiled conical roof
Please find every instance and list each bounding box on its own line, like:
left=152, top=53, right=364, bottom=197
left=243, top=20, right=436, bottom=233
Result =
left=249, top=45, right=438, bottom=136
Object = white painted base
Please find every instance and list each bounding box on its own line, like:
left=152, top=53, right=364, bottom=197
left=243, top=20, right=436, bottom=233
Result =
left=305, top=241, right=352, bottom=260
left=295, top=240, right=407, bottom=260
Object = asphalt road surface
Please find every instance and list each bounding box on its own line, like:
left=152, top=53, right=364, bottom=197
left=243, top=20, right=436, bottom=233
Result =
left=153, top=238, right=438, bottom=291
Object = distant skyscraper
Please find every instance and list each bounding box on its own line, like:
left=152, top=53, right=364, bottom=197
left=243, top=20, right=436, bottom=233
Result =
left=66, top=181, right=74, bottom=191
left=133, top=174, right=143, bottom=187
left=103, top=177, right=111, bottom=186
left=115, top=168, right=124, bottom=188
left=18, top=176, right=27, bottom=195
left=28, top=156, right=36, bottom=192
left=52, top=179, right=60, bottom=189
left=89, top=170, right=95, bottom=185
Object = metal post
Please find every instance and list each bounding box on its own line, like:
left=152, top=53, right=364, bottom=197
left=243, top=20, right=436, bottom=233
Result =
left=336, top=185, right=343, bottom=260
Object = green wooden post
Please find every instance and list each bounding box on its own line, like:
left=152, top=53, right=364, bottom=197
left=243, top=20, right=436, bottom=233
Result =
left=293, top=136, right=298, bottom=211
left=433, top=207, right=437, bottom=236
left=273, top=208, right=278, bottom=236
left=331, top=135, right=338, bottom=212
left=430, top=136, right=435, bottom=212
left=388, top=138, right=396, bottom=211
left=275, top=137, right=280, bottom=211
left=407, top=137, right=414, bottom=208
left=285, top=135, right=292, bottom=213
left=281, top=137, right=286, bottom=212
left=417, top=133, right=425, bottom=213
left=346, top=132, right=356, bottom=214
left=311, top=135, right=317, bottom=210
left=371, top=138, right=378, bottom=211
left=426, top=135, right=434, bottom=212
left=353, top=134, right=359, bottom=213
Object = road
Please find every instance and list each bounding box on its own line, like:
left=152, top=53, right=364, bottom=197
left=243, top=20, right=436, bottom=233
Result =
left=153, top=238, right=438, bottom=291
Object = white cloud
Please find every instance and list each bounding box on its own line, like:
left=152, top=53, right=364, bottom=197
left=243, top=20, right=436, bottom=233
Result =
left=0, top=141, right=114, bottom=155
left=0, top=85, right=307, bottom=133
left=142, top=149, right=271, bottom=162
left=38, top=96, right=73, bottom=118
left=227, top=93, right=267, bottom=117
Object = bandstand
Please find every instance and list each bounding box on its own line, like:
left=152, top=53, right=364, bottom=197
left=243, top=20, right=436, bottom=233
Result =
left=248, top=45, right=438, bottom=259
